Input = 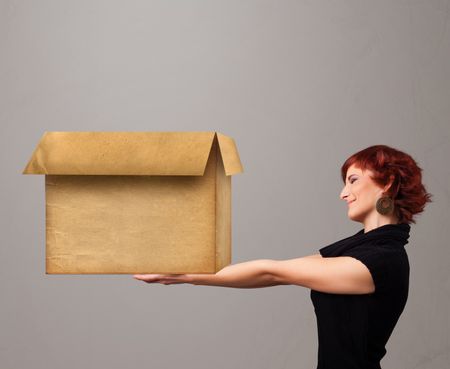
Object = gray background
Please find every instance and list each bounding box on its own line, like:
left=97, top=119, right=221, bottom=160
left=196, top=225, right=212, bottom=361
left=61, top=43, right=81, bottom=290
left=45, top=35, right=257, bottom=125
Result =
left=1, top=1, right=449, bottom=368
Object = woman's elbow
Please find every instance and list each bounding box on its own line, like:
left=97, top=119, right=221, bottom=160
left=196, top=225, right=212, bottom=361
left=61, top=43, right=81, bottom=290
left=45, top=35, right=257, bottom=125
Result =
left=266, top=259, right=294, bottom=286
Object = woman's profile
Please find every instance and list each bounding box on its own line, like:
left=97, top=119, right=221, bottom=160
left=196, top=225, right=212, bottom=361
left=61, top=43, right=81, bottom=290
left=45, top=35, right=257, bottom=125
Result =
left=133, top=144, right=432, bottom=369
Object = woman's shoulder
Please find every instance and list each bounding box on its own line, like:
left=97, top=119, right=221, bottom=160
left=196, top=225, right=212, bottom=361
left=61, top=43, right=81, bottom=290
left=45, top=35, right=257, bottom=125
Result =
left=343, top=238, right=409, bottom=265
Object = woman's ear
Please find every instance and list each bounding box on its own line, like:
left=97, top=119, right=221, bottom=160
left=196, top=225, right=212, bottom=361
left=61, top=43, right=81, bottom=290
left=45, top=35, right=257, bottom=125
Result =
left=383, top=174, right=396, bottom=193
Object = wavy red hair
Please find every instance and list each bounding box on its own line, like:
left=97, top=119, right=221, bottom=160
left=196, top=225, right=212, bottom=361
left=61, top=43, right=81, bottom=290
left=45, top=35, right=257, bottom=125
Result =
left=341, top=145, right=433, bottom=224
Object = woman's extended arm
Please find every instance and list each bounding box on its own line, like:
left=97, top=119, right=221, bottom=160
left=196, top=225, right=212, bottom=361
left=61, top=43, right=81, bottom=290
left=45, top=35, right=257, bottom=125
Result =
left=134, top=251, right=375, bottom=294
left=133, top=254, right=322, bottom=288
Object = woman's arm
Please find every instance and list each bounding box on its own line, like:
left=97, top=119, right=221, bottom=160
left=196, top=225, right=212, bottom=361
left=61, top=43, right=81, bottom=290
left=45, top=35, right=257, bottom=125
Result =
left=133, top=252, right=375, bottom=294
left=133, top=254, right=323, bottom=287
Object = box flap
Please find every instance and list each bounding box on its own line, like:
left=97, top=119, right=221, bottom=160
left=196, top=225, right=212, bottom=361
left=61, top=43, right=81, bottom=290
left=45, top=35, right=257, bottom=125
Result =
left=216, top=132, right=244, bottom=176
left=22, top=131, right=233, bottom=175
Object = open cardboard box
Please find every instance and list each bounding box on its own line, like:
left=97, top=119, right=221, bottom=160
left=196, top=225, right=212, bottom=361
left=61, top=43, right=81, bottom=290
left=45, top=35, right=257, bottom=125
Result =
left=23, top=131, right=243, bottom=274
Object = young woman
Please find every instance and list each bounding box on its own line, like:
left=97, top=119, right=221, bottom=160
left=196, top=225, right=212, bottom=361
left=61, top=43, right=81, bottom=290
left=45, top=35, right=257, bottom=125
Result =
left=133, top=144, right=432, bottom=369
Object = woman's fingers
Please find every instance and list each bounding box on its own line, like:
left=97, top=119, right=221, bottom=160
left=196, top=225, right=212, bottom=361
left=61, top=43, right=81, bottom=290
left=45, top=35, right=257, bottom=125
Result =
left=133, top=274, right=189, bottom=284
left=133, top=274, right=161, bottom=282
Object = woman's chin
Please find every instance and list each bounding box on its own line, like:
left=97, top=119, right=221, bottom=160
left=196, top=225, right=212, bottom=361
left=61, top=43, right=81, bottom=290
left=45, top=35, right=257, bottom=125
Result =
left=347, top=211, right=362, bottom=222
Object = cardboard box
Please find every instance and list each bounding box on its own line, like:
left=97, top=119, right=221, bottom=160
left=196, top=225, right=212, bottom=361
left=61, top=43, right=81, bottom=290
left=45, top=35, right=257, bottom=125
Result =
left=23, top=131, right=243, bottom=274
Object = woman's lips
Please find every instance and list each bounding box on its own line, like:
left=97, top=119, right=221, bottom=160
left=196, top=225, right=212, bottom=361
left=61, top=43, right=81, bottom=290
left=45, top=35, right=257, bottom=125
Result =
left=348, top=200, right=355, bottom=206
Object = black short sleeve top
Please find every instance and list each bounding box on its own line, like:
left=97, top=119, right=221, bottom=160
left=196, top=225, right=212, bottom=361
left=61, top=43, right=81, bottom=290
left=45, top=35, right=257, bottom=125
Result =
left=310, top=223, right=411, bottom=369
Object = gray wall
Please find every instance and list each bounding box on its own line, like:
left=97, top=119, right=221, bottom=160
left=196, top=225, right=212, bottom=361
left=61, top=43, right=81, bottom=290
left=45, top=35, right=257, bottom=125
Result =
left=1, top=1, right=449, bottom=368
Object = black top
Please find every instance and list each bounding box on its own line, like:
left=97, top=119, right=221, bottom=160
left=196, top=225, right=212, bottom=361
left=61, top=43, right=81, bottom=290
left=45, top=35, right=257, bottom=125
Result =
left=310, top=223, right=411, bottom=369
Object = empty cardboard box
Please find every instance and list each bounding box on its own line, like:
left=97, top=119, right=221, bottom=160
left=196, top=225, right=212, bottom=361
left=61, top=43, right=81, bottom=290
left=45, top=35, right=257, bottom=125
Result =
left=23, top=131, right=244, bottom=274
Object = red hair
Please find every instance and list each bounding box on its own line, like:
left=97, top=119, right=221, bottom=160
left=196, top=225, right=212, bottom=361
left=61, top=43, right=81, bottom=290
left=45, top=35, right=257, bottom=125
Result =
left=341, top=145, right=433, bottom=224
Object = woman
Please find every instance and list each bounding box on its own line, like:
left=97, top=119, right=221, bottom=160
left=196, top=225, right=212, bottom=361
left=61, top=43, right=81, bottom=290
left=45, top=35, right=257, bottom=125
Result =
left=134, top=144, right=432, bottom=369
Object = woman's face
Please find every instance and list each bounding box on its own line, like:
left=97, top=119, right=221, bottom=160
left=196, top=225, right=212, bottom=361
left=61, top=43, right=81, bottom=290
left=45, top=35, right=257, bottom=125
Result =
left=340, top=164, right=385, bottom=223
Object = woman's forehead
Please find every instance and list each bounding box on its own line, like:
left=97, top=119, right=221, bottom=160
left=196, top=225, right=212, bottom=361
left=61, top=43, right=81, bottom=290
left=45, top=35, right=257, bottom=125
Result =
left=346, top=164, right=373, bottom=178
left=347, top=164, right=363, bottom=175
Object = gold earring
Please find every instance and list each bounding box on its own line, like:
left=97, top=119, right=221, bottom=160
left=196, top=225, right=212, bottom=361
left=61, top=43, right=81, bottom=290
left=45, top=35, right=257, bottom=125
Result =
left=376, top=196, right=394, bottom=215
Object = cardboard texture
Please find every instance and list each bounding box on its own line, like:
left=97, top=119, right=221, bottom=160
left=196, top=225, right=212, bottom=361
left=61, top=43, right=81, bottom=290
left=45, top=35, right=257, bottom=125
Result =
left=23, top=132, right=243, bottom=274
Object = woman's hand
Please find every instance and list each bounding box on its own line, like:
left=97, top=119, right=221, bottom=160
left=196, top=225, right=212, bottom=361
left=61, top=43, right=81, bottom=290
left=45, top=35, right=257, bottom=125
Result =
left=133, top=274, right=194, bottom=285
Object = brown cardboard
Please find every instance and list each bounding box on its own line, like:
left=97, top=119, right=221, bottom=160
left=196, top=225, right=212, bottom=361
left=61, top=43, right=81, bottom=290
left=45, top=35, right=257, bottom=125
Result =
left=23, top=131, right=243, bottom=274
